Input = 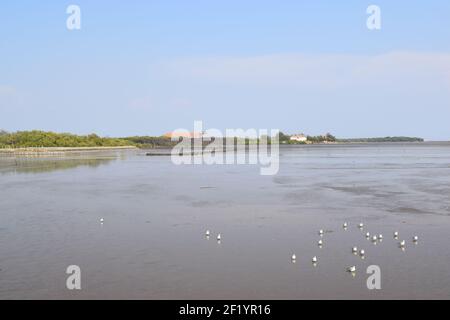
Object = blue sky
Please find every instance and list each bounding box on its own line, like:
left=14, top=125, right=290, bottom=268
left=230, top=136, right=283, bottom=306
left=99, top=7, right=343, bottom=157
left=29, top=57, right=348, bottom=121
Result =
left=1, top=1, right=449, bottom=139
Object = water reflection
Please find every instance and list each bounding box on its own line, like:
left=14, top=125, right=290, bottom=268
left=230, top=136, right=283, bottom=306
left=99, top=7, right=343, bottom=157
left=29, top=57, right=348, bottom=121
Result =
left=0, top=144, right=450, bottom=299
left=0, top=155, right=117, bottom=174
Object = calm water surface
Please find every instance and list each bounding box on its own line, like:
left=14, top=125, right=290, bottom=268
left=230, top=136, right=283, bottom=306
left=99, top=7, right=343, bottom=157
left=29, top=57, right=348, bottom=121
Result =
left=1, top=143, right=450, bottom=299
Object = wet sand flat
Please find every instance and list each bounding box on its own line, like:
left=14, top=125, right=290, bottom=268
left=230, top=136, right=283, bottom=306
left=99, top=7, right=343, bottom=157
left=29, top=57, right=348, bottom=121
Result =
left=0, top=143, right=450, bottom=299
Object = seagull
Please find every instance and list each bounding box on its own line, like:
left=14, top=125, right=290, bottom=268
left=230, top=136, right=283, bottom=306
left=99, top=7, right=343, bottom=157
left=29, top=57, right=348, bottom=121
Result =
left=352, top=246, right=358, bottom=253
left=399, top=240, right=406, bottom=247
left=372, top=235, right=377, bottom=242
left=343, top=222, right=348, bottom=228
left=217, top=234, right=221, bottom=241
left=358, top=223, right=364, bottom=229
left=312, top=256, right=318, bottom=263
left=205, top=230, right=210, bottom=237
left=291, top=254, right=297, bottom=261
left=366, top=232, right=370, bottom=238
left=394, top=231, right=399, bottom=238
left=347, top=266, right=356, bottom=273
left=100, top=218, right=104, bottom=223
left=360, top=249, right=365, bottom=256
left=319, top=229, right=324, bottom=236
left=378, top=234, right=383, bottom=240
left=413, top=236, right=419, bottom=242
left=318, top=239, right=323, bottom=246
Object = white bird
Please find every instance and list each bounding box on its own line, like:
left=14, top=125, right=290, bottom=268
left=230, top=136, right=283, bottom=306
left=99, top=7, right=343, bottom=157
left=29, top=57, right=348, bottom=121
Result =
left=393, top=231, right=399, bottom=238
left=352, top=246, right=358, bottom=253
left=358, top=223, right=364, bottom=228
left=399, top=240, right=406, bottom=247
left=205, top=230, right=210, bottom=237
left=312, top=256, right=318, bottom=263
left=372, top=235, right=377, bottom=242
left=378, top=234, right=383, bottom=240
left=366, top=232, right=370, bottom=238
left=291, top=254, right=297, bottom=261
left=318, top=239, right=323, bottom=246
left=319, top=229, right=324, bottom=236
left=413, top=236, right=419, bottom=242
left=360, top=249, right=365, bottom=256
left=347, top=266, right=356, bottom=273
left=100, top=218, right=104, bottom=223
left=343, top=222, right=348, bottom=228
left=217, top=234, right=221, bottom=241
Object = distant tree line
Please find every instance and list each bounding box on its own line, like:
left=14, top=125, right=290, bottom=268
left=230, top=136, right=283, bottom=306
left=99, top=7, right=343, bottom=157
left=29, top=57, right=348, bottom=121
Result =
left=337, top=137, right=424, bottom=143
left=0, top=130, right=425, bottom=149
left=124, top=136, right=175, bottom=148
left=0, top=130, right=265, bottom=149
left=307, top=133, right=336, bottom=143
left=276, top=132, right=292, bottom=143
left=0, top=130, right=133, bottom=148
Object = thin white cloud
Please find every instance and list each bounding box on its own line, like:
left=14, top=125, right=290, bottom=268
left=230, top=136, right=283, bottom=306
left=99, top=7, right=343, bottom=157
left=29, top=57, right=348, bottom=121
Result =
left=154, top=52, right=450, bottom=90
left=0, top=85, right=16, bottom=96
left=0, top=85, right=20, bottom=110
left=128, top=96, right=154, bottom=111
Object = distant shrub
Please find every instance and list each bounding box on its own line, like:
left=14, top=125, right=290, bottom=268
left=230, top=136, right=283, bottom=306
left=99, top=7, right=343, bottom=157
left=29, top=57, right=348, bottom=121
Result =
left=0, top=130, right=134, bottom=148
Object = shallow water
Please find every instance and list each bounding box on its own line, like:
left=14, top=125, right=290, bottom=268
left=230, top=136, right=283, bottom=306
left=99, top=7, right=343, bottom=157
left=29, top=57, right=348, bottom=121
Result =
left=0, top=143, right=450, bottom=299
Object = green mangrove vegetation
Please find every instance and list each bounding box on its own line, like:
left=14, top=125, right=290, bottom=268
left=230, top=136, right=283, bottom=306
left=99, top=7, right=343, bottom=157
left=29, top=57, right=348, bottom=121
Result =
left=0, top=130, right=133, bottom=148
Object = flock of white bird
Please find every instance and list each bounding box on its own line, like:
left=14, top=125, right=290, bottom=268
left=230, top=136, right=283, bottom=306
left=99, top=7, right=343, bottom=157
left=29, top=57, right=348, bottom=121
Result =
left=288, top=222, right=419, bottom=274
left=199, top=222, right=418, bottom=274
left=98, top=218, right=419, bottom=275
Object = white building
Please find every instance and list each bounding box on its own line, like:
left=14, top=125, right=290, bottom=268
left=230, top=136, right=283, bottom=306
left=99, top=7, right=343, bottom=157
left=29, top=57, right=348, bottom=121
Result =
left=290, top=134, right=307, bottom=142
